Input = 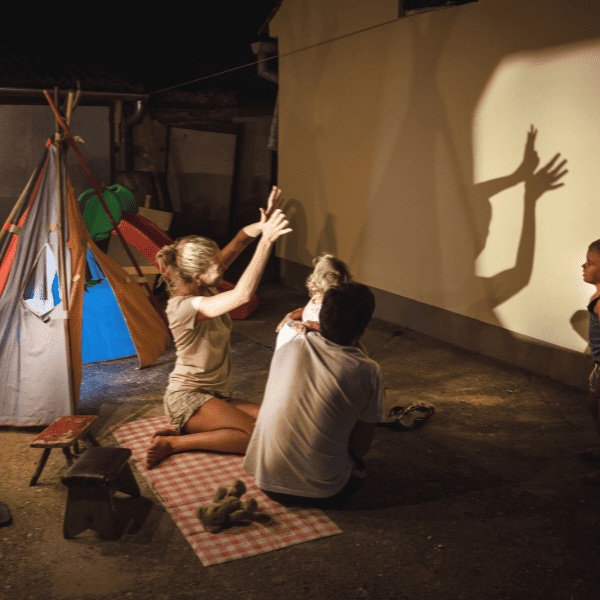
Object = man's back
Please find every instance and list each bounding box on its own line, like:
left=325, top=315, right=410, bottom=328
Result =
left=243, top=332, right=384, bottom=499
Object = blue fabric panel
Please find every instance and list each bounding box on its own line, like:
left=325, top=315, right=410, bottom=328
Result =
left=81, top=250, right=136, bottom=364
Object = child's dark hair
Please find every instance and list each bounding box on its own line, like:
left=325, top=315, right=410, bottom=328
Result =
left=589, top=240, right=600, bottom=255
left=319, top=282, right=375, bottom=346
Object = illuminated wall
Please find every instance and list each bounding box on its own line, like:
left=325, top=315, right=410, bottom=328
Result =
left=270, top=0, right=600, bottom=367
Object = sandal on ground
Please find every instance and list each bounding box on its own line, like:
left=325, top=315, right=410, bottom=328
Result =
left=0, top=502, right=12, bottom=527
left=378, top=406, right=404, bottom=427
left=391, top=402, right=435, bottom=431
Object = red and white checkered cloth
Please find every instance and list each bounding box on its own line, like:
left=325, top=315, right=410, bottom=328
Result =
left=111, top=417, right=342, bottom=566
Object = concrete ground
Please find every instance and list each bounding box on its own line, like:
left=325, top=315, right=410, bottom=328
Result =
left=2, top=283, right=600, bottom=600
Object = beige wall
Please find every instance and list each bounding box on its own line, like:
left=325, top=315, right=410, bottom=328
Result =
left=271, top=0, right=600, bottom=356
left=0, top=105, right=110, bottom=225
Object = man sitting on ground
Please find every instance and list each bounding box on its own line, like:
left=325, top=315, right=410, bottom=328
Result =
left=243, top=281, right=385, bottom=508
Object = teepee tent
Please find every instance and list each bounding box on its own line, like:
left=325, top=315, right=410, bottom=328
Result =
left=0, top=98, right=171, bottom=427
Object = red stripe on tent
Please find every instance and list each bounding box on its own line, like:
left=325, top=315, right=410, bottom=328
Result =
left=0, top=159, right=48, bottom=298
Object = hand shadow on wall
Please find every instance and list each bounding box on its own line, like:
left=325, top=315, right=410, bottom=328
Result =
left=460, top=127, right=568, bottom=322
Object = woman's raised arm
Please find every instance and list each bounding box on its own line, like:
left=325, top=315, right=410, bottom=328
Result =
left=220, top=186, right=283, bottom=270
left=193, top=208, right=291, bottom=321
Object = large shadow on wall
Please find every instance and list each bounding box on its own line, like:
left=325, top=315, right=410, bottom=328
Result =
left=351, top=10, right=569, bottom=331
left=453, top=128, right=567, bottom=324
left=280, top=8, right=341, bottom=268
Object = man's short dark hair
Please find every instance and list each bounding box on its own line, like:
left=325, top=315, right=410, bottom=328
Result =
left=319, top=282, right=375, bottom=346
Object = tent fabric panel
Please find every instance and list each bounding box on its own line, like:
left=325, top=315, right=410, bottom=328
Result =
left=0, top=154, right=49, bottom=298
left=65, top=175, right=170, bottom=370
left=90, top=246, right=171, bottom=367
left=12, top=310, right=71, bottom=425
left=0, top=145, right=75, bottom=426
left=81, top=250, right=137, bottom=363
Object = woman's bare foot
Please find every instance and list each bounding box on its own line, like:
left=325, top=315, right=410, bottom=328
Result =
left=152, top=427, right=179, bottom=439
left=146, top=437, right=176, bottom=469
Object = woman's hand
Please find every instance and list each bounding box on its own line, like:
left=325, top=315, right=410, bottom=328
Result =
left=265, top=186, right=282, bottom=218
left=243, top=186, right=284, bottom=237
left=260, top=208, right=292, bottom=244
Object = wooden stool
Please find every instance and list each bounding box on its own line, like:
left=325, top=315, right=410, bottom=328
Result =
left=29, top=415, right=100, bottom=486
left=61, top=446, right=140, bottom=540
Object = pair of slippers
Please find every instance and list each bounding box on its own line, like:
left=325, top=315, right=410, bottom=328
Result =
left=379, top=402, right=435, bottom=431
left=0, top=502, right=12, bottom=527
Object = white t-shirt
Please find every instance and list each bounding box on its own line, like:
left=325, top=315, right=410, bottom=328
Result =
left=243, top=332, right=384, bottom=498
left=166, top=291, right=233, bottom=396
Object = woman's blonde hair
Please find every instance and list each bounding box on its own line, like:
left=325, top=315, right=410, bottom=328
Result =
left=305, top=253, right=352, bottom=295
left=156, top=235, right=219, bottom=295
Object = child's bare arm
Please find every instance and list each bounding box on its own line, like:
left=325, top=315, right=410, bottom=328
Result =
left=221, top=187, right=283, bottom=269
left=276, top=307, right=305, bottom=332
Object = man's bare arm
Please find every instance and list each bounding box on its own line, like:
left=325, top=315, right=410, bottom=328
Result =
left=349, top=420, right=376, bottom=464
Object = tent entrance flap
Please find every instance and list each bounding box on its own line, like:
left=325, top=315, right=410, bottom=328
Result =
left=81, top=250, right=136, bottom=364
left=22, top=244, right=60, bottom=318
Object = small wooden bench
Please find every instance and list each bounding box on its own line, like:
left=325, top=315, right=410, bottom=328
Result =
left=61, top=446, right=140, bottom=540
left=29, top=415, right=100, bottom=486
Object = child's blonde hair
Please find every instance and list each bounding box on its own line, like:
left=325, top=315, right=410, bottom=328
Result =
left=305, top=253, right=352, bottom=295
left=156, top=235, right=219, bottom=295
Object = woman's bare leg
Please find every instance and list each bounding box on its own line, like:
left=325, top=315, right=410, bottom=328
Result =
left=229, top=399, right=260, bottom=420
left=145, top=398, right=257, bottom=468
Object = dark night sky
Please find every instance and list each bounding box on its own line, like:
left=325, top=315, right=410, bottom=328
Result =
left=96, top=2, right=279, bottom=93
left=1, top=1, right=280, bottom=95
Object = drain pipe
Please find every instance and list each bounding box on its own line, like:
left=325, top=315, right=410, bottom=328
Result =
left=251, top=42, right=278, bottom=151
left=251, top=41, right=278, bottom=84
left=118, top=100, right=145, bottom=171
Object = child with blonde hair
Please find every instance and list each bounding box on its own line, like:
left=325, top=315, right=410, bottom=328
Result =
left=275, top=253, right=353, bottom=349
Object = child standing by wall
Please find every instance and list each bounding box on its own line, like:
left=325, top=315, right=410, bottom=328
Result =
left=581, top=240, right=600, bottom=485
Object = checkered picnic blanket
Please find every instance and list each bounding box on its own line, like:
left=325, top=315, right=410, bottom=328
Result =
left=111, top=417, right=342, bottom=566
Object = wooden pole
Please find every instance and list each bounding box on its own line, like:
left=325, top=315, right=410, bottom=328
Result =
left=0, top=168, right=38, bottom=247
left=43, top=89, right=171, bottom=332
left=52, top=91, right=78, bottom=415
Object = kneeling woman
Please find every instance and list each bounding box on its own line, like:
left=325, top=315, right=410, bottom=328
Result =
left=145, top=188, right=290, bottom=468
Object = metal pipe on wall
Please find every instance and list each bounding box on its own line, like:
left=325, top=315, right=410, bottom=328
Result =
left=119, top=100, right=145, bottom=171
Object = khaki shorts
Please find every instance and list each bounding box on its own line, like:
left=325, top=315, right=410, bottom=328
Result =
left=164, top=388, right=227, bottom=433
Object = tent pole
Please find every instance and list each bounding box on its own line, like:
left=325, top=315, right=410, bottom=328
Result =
left=0, top=169, right=37, bottom=247
left=53, top=95, right=78, bottom=416
left=44, top=89, right=171, bottom=333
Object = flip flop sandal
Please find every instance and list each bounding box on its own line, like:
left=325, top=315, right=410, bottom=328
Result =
left=378, top=406, right=405, bottom=427
left=0, top=502, right=12, bottom=527
left=393, top=402, right=435, bottom=431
